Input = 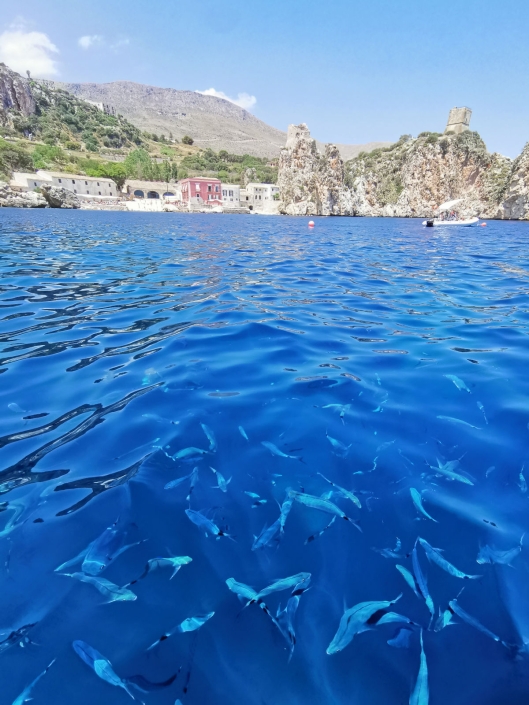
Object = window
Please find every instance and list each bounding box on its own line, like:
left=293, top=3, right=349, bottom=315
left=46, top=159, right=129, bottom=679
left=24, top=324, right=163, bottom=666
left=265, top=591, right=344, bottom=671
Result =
left=110, top=193, right=112, bottom=196
left=85, top=181, right=88, bottom=185
left=74, top=189, right=77, bottom=193
left=208, top=185, right=212, bottom=192
left=87, top=190, right=89, bottom=194
left=72, top=180, right=75, bottom=184
left=222, top=190, right=226, bottom=196
left=97, top=182, right=100, bottom=186
left=229, top=190, right=233, bottom=197
left=215, top=185, right=219, bottom=192
left=58, top=179, right=62, bottom=183
left=34, top=182, right=37, bottom=187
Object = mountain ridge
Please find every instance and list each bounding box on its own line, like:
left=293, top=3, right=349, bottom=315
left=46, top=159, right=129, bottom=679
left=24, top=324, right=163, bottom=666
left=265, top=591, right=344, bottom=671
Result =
left=45, top=79, right=390, bottom=160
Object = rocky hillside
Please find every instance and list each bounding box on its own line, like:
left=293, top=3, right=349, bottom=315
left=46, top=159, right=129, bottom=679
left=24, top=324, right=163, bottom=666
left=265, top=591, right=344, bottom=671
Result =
left=278, top=124, right=529, bottom=220
left=278, top=124, right=354, bottom=215
left=0, top=64, right=143, bottom=153
left=346, top=131, right=513, bottom=218
left=46, top=79, right=390, bottom=160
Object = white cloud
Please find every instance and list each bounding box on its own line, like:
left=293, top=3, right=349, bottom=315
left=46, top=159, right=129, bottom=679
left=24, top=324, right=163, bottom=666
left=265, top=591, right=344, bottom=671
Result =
left=110, top=37, right=130, bottom=51
left=0, top=26, right=59, bottom=77
left=78, top=35, right=103, bottom=49
left=197, top=88, right=257, bottom=111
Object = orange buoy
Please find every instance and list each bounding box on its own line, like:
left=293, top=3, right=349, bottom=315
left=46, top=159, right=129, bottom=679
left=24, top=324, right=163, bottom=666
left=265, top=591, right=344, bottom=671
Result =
left=481, top=222, right=487, bottom=227
left=308, top=220, right=315, bottom=227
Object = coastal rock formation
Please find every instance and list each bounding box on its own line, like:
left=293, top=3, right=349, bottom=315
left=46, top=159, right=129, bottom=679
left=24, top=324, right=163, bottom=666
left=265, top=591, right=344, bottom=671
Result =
left=278, top=124, right=354, bottom=216
left=0, top=181, right=46, bottom=207
left=497, top=143, right=529, bottom=220
left=346, top=131, right=512, bottom=219
left=0, top=64, right=36, bottom=125
left=40, top=185, right=80, bottom=209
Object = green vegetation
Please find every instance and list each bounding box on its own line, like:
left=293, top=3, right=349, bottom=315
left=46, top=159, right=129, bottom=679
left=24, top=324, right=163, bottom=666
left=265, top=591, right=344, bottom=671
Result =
left=182, top=135, right=194, bottom=145
left=0, top=138, right=33, bottom=179
left=179, top=148, right=277, bottom=185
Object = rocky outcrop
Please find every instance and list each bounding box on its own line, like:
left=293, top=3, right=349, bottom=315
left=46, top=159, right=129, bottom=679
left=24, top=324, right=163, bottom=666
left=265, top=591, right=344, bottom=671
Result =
left=0, top=182, right=46, bottom=207
left=496, top=143, right=529, bottom=220
left=346, top=132, right=512, bottom=219
left=40, top=185, right=80, bottom=209
left=278, top=124, right=354, bottom=216
left=0, top=64, right=36, bottom=126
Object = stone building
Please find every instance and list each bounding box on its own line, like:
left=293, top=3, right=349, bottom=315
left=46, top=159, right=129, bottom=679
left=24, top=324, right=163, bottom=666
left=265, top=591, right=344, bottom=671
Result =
left=124, top=179, right=178, bottom=199
left=11, top=170, right=117, bottom=198
left=179, top=177, right=222, bottom=206
left=444, top=107, right=472, bottom=135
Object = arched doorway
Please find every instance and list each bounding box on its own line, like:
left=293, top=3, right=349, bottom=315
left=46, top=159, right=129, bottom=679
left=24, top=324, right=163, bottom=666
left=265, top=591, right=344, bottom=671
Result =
left=163, top=192, right=175, bottom=198
left=147, top=191, right=160, bottom=199
left=133, top=190, right=144, bottom=198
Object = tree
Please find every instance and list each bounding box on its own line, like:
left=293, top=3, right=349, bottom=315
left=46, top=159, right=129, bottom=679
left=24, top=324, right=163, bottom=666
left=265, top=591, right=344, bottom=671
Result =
left=182, top=135, right=194, bottom=145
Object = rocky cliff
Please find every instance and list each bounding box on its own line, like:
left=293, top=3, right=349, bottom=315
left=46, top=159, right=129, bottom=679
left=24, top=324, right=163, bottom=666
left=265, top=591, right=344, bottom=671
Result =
left=346, top=131, right=513, bottom=218
left=0, top=63, right=36, bottom=126
left=496, top=143, right=529, bottom=220
left=279, top=124, right=529, bottom=220
left=278, top=124, right=354, bottom=216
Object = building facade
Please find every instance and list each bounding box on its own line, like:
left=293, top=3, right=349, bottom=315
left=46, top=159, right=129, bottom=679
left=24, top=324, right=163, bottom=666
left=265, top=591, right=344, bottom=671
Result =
left=180, top=177, right=222, bottom=205
left=221, top=184, right=241, bottom=207
left=243, top=183, right=280, bottom=209
left=12, top=171, right=117, bottom=198
left=124, top=179, right=178, bottom=199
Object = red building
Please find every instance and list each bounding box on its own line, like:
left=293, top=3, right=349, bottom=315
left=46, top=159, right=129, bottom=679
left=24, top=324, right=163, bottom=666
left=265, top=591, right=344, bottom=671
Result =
left=179, top=177, right=222, bottom=205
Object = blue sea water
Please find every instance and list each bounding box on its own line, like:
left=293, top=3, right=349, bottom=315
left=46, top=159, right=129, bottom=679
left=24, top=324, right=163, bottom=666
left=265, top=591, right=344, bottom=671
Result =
left=1, top=210, right=529, bottom=704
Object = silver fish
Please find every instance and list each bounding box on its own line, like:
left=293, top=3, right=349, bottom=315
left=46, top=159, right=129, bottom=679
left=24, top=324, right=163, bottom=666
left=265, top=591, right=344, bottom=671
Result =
left=0, top=623, right=37, bottom=654
left=373, top=538, right=402, bottom=559
left=279, top=497, right=294, bottom=533
left=185, top=509, right=232, bottom=540
left=437, top=415, right=481, bottom=430
left=238, top=426, right=249, bottom=440
left=210, top=466, right=231, bottom=492
left=410, top=630, right=429, bottom=705
left=449, top=598, right=503, bottom=645
left=387, top=627, right=413, bottom=649
left=318, top=472, right=361, bottom=508
left=177, top=611, right=215, bottom=633
left=226, top=578, right=257, bottom=602
left=321, top=404, right=350, bottom=424
left=73, top=640, right=140, bottom=701
left=410, top=488, right=437, bottom=523
left=305, top=516, right=336, bottom=544
left=245, top=492, right=260, bottom=499
left=431, top=458, right=474, bottom=486
left=62, top=573, right=137, bottom=603
left=251, top=572, right=311, bottom=603
left=434, top=607, right=455, bottom=632
left=326, top=432, right=351, bottom=457
left=396, top=564, right=421, bottom=601
left=476, top=401, right=488, bottom=424
left=173, top=447, right=209, bottom=460
left=129, top=555, right=192, bottom=583
left=12, top=659, right=56, bottom=705
left=326, top=594, right=403, bottom=654
left=252, top=517, right=281, bottom=550
left=419, top=538, right=481, bottom=580
left=477, top=535, right=524, bottom=566
left=412, top=544, right=435, bottom=617
left=261, top=441, right=300, bottom=460
left=444, top=374, right=471, bottom=393
left=164, top=468, right=196, bottom=490
left=519, top=466, right=527, bottom=494
left=276, top=582, right=311, bottom=660
left=200, top=423, right=217, bottom=453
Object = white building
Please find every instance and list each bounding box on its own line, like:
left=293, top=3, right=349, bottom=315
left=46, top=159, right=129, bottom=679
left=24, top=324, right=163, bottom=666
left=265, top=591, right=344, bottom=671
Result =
left=124, top=179, right=179, bottom=200
left=242, top=183, right=280, bottom=210
left=11, top=171, right=118, bottom=198
left=221, top=184, right=240, bottom=207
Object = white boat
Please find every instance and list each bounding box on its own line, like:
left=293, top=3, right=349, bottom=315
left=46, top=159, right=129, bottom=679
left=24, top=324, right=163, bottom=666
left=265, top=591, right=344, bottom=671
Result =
left=422, top=216, right=479, bottom=227
left=422, top=198, right=479, bottom=227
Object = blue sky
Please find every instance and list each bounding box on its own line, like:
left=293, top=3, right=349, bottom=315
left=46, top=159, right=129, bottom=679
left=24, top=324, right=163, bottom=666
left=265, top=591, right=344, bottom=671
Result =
left=1, top=0, right=527, bottom=157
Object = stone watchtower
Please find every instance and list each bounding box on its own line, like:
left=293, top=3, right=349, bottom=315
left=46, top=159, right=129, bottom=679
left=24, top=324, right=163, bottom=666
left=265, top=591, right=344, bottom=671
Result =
left=444, top=107, right=472, bottom=134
